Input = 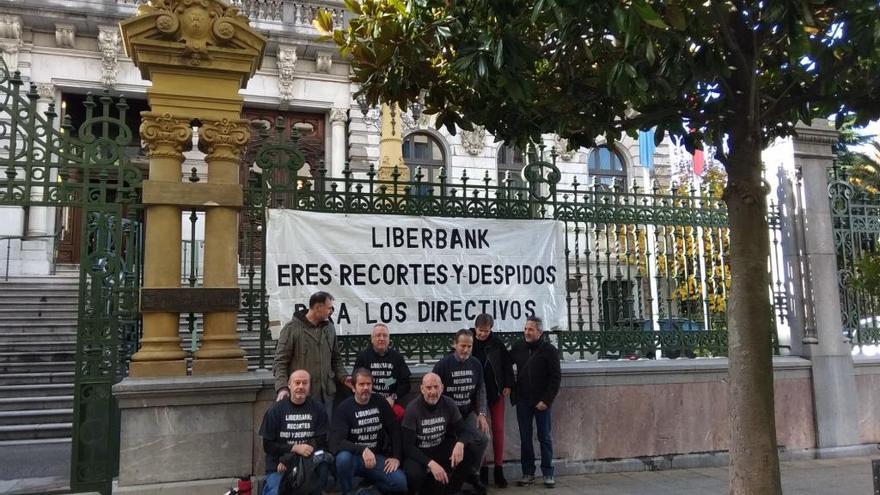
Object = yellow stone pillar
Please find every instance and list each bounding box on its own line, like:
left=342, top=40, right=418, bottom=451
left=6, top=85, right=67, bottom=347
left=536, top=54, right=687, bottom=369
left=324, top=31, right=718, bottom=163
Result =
left=192, top=119, right=251, bottom=374
left=129, top=113, right=191, bottom=377
left=120, top=0, right=266, bottom=377
left=378, top=103, right=409, bottom=182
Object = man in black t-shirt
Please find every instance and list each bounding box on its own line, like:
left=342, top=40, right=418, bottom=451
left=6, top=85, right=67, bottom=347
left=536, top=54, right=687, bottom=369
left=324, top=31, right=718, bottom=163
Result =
left=330, top=368, right=407, bottom=495
left=402, top=373, right=482, bottom=495
left=353, top=323, right=412, bottom=421
left=259, top=369, right=331, bottom=495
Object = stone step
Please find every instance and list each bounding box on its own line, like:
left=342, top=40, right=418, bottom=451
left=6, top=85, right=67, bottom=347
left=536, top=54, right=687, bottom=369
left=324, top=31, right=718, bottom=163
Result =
left=0, top=325, right=77, bottom=334
left=0, top=309, right=78, bottom=317
left=0, top=352, right=75, bottom=364
left=0, top=396, right=74, bottom=412
left=0, top=384, right=72, bottom=399
left=0, top=372, right=74, bottom=386
left=0, top=361, right=75, bottom=373
left=0, top=408, right=72, bottom=426
left=0, top=341, right=76, bottom=352
left=0, top=422, right=72, bottom=441
left=0, top=331, right=77, bottom=342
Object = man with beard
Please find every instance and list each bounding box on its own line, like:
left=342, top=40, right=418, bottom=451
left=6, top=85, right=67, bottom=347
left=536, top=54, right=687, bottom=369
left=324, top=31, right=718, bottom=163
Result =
left=402, top=373, right=482, bottom=495
left=432, top=329, right=489, bottom=494
left=273, top=291, right=351, bottom=419
left=510, top=316, right=561, bottom=489
left=331, top=368, right=407, bottom=495
left=259, top=369, right=331, bottom=495
left=354, top=323, right=412, bottom=421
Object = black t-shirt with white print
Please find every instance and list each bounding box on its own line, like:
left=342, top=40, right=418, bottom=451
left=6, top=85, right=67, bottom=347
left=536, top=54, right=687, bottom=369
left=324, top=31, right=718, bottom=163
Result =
left=259, top=396, right=328, bottom=473
left=401, top=395, right=473, bottom=467
left=330, top=393, right=401, bottom=459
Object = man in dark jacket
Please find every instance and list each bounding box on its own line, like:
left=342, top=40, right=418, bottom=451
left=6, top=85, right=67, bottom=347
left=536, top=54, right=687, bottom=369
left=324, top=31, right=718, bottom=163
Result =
left=259, top=369, right=331, bottom=495
left=273, top=291, right=350, bottom=419
left=402, top=373, right=481, bottom=495
left=510, top=316, right=561, bottom=489
left=353, top=323, right=412, bottom=421
left=330, top=368, right=407, bottom=495
left=471, top=313, right=514, bottom=488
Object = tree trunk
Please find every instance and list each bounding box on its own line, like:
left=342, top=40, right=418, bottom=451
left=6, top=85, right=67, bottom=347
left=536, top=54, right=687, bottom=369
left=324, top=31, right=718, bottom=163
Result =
left=725, top=130, right=782, bottom=495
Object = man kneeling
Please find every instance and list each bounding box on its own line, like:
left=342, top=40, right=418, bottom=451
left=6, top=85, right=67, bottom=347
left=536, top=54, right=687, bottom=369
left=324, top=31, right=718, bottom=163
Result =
left=331, top=368, right=407, bottom=495
left=259, top=370, right=331, bottom=495
left=402, top=373, right=481, bottom=495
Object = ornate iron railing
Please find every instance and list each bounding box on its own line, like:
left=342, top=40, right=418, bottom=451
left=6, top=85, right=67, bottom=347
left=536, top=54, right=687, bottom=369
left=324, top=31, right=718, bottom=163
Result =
left=830, top=164, right=880, bottom=348
left=241, top=120, right=784, bottom=366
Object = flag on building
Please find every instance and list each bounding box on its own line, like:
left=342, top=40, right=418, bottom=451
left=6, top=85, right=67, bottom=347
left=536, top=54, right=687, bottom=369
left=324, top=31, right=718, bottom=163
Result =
left=638, top=129, right=656, bottom=170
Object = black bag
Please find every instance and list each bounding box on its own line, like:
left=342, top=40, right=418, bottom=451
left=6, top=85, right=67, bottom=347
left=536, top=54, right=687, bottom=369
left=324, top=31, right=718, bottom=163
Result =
left=277, top=454, right=318, bottom=495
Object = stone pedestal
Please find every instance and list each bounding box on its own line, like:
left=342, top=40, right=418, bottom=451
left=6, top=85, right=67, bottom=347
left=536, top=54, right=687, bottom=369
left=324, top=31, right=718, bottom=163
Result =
left=114, top=373, right=265, bottom=491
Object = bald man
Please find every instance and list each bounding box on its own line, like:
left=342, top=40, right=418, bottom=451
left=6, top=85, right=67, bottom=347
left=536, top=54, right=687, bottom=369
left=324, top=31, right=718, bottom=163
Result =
left=401, top=373, right=483, bottom=495
left=259, top=370, right=331, bottom=495
left=353, top=323, right=412, bottom=421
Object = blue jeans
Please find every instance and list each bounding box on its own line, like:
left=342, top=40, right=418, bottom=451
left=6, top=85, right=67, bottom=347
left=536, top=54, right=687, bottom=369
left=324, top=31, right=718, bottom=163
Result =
left=515, top=400, right=554, bottom=477
left=262, top=458, right=330, bottom=495
left=335, top=450, right=407, bottom=494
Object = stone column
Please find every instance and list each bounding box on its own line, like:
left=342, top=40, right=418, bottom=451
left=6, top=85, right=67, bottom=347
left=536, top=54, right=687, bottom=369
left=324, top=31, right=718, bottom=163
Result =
left=129, top=113, right=191, bottom=377
left=378, top=103, right=408, bottom=181
left=192, top=118, right=250, bottom=374
left=329, top=107, right=347, bottom=177
left=794, top=120, right=860, bottom=448
left=26, top=83, right=54, bottom=237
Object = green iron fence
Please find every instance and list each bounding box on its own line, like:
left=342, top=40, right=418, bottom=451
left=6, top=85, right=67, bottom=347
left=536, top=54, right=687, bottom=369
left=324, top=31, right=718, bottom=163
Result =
left=830, top=164, right=880, bottom=348
left=238, top=119, right=785, bottom=365
left=0, top=64, right=142, bottom=494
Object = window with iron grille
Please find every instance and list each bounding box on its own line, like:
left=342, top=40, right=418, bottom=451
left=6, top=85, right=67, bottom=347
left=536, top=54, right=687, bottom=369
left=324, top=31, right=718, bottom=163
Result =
left=588, top=145, right=627, bottom=190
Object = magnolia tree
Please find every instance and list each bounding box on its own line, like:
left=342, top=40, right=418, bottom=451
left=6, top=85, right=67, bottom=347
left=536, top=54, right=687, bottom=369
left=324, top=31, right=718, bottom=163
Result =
left=320, top=1, right=880, bottom=492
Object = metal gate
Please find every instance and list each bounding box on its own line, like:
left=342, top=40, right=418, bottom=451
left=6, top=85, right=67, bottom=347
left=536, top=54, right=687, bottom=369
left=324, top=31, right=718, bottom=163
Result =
left=0, top=64, right=142, bottom=494
left=239, top=119, right=783, bottom=365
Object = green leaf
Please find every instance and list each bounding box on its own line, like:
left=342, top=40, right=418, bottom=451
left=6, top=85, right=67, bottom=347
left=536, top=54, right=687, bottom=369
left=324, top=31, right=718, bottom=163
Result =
left=645, top=40, right=656, bottom=65
left=666, top=4, right=687, bottom=31
left=494, top=39, right=504, bottom=69
left=313, top=9, right=334, bottom=34
left=531, top=0, right=545, bottom=24
left=632, top=0, right=669, bottom=30
left=343, top=0, right=362, bottom=15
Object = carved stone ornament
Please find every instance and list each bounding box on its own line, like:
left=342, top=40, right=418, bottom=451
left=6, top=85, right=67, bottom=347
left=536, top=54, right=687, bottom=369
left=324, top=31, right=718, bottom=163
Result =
left=316, top=52, right=332, bottom=73
left=140, top=112, right=194, bottom=160
left=0, top=15, right=22, bottom=40
left=554, top=135, right=575, bottom=161
left=136, top=0, right=253, bottom=65
left=97, top=26, right=120, bottom=88
left=55, top=23, right=76, bottom=49
left=460, top=125, right=486, bottom=156
left=277, top=45, right=297, bottom=102
left=329, top=107, right=347, bottom=124
left=36, top=83, right=55, bottom=101
left=198, top=118, right=251, bottom=161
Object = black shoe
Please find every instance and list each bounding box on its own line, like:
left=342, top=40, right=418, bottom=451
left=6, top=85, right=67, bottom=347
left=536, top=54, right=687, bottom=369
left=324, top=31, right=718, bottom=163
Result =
left=517, top=474, right=536, bottom=486
left=467, top=473, right=487, bottom=495
left=494, top=466, right=508, bottom=488
left=479, top=466, right=489, bottom=487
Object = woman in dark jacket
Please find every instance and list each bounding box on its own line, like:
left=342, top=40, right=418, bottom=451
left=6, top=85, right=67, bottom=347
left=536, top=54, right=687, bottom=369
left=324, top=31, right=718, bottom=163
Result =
left=471, top=313, right=515, bottom=488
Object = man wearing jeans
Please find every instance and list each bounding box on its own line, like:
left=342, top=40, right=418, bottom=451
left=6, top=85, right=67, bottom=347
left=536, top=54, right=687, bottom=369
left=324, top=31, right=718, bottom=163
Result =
left=330, top=368, right=407, bottom=495
left=510, top=316, right=561, bottom=488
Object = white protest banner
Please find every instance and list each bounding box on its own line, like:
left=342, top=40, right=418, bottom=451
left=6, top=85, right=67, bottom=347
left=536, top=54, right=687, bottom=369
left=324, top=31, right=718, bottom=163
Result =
left=266, top=210, right=566, bottom=336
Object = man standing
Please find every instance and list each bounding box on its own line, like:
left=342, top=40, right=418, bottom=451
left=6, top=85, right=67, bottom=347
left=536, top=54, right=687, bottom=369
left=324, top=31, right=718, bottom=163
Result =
left=353, top=323, right=412, bottom=421
left=273, top=291, right=350, bottom=419
left=510, top=316, right=561, bottom=488
left=402, top=373, right=481, bottom=495
left=259, top=369, right=331, bottom=495
left=432, top=329, right=489, bottom=494
left=330, top=368, right=407, bottom=495
left=472, top=313, right=514, bottom=488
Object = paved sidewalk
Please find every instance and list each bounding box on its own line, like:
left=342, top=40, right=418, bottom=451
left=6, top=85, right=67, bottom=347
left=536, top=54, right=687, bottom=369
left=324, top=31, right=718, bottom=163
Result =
left=498, top=456, right=876, bottom=495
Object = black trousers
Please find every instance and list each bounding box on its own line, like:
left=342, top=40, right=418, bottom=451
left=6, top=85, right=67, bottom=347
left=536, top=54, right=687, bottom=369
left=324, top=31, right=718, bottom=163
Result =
left=403, top=438, right=479, bottom=495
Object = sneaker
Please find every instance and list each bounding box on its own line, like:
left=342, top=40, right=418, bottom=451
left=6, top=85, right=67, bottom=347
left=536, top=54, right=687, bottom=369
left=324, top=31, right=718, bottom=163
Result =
left=543, top=475, right=556, bottom=488
left=517, top=474, right=536, bottom=486
left=494, top=465, right=508, bottom=488
left=467, top=473, right=487, bottom=495
left=480, top=466, right=489, bottom=486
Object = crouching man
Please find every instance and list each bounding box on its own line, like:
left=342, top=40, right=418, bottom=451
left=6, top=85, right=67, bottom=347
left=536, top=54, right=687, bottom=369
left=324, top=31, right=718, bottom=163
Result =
left=402, top=373, right=482, bottom=495
left=259, top=370, right=331, bottom=495
left=331, top=368, right=407, bottom=495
